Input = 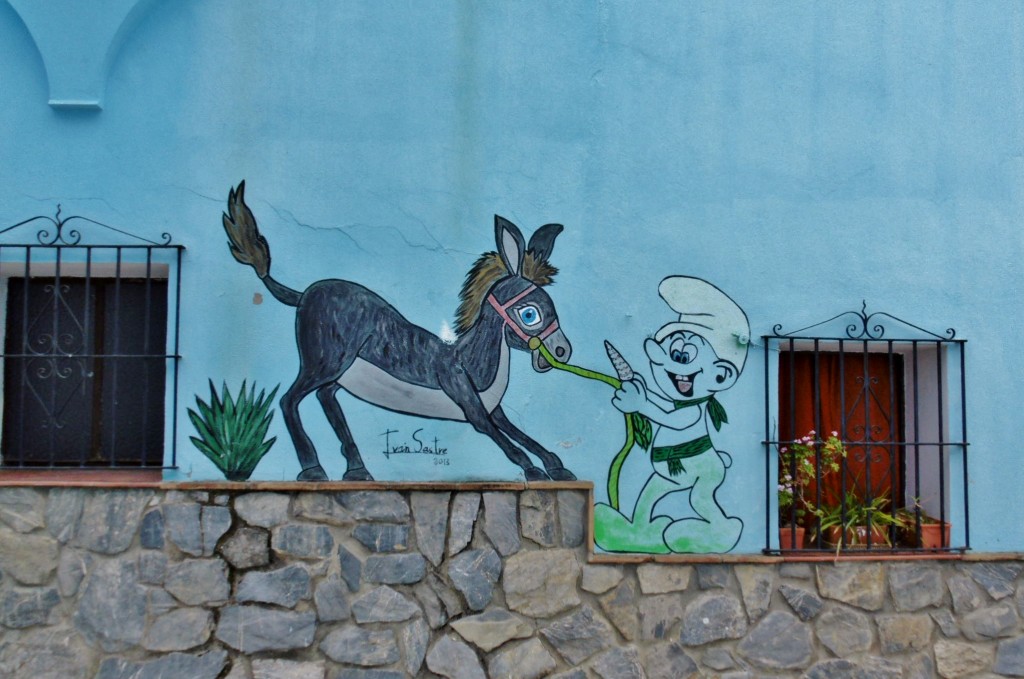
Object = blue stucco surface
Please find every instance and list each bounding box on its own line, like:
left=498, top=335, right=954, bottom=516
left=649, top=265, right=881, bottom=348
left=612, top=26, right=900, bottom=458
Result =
left=0, top=1, right=1021, bottom=553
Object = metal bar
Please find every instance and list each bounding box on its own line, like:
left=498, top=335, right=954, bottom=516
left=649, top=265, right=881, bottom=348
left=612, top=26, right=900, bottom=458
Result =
left=83, top=248, right=92, bottom=467
left=109, top=249, right=122, bottom=465
left=0, top=244, right=4, bottom=464
left=48, top=249, right=62, bottom=464
left=814, top=341, right=829, bottom=548
left=887, top=340, right=898, bottom=547
left=760, top=439, right=963, bottom=447
left=17, top=247, right=30, bottom=467
left=786, top=340, right=807, bottom=547
left=960, top=342, right=970, bottom=549
left=0, top=462, right=181, bottom=470
left=936, top=341, right=946, bottom=547
left=0, top=245, right=3, bottom=465
left=141, top=248, right=153, bottom=467
left=171, top=246, right=183, bottom=469
left=884, top=340, right=901, bottom=548
left=838, top=339, right=845, bottom=443
left=838, top=339, right=846, bottom=551
left=783, top=340, right=801, bottom=547
left=765, top=337, right=770, bottom=548
left=764, top=334, right=966, bottom=345
left=912, top=341, right=922, bottom=547
left=0, top=244, right=184, bottom=251
left=0, top=353, right=179, bottom=359
left=761, top=337, right=770, bottom=548
left=861, top=338, right=875, bottom=549
left=886, top=340, right=897, bottom=488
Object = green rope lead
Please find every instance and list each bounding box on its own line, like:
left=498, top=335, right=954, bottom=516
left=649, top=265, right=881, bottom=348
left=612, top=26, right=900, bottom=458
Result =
left=528, top=337, right=621, bottom=389
left=529, top=338, right=634, bottom=510
left=613, top=414, right=635, bottom=511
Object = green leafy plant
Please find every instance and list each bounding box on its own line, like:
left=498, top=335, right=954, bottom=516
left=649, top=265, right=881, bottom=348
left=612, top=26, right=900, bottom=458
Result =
left=188, top=380, right=279, bottom=481
left=812, top=489, right=907, bottom=555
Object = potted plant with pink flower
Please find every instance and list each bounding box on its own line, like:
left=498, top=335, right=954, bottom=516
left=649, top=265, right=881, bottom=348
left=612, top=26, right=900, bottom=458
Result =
left=778, top=430, right=845, bottom=549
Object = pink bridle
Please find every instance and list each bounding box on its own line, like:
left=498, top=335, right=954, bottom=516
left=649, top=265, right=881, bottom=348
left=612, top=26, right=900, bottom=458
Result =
left=486, top=284, right=560, bottom=343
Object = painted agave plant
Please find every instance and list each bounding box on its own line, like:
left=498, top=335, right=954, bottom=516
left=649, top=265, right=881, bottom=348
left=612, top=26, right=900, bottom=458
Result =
left=188, top=380, right=279, bottom=481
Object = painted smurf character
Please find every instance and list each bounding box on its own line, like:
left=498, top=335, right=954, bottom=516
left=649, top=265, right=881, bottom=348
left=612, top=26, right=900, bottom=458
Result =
left=594, top=276, right=750, bottom=554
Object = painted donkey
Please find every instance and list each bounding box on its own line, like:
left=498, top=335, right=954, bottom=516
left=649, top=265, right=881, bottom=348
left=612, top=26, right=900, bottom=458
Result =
left=222, top=182, right=576, bottom=481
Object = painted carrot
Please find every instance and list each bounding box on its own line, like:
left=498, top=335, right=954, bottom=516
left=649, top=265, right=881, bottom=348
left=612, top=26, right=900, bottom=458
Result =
left=604, top=340, right=635, bottom=381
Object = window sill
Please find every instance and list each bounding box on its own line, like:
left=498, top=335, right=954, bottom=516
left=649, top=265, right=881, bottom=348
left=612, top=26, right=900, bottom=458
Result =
left=589, top=550, right=974, bottom=565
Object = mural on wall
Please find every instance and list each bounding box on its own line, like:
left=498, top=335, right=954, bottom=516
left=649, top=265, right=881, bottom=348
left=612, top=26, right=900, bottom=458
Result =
left=535, top=278, right=750, bottom=554
left=221, top=182, right=577, bottom=483
left=216, top=185, right=750, bottom=553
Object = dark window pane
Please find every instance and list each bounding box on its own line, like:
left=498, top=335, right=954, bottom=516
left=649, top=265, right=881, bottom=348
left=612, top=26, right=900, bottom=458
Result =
left=2, top=277, right=167, bottom=467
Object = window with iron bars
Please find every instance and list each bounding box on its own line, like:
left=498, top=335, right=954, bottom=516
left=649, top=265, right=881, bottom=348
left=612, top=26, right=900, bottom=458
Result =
left=763, top=303, right=968, bottom=554
left=0, top=208, right=182, bottom=470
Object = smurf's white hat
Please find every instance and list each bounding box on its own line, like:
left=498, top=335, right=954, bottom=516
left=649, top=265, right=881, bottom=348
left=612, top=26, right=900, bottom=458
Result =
left=655, top=276, right=750, bottom=372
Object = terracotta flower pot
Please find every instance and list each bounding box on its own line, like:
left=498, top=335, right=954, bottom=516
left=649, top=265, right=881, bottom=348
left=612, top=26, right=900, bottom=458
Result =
left=825, top=524, right=890, bottom=549
left=917, top=522, right=951, bottom=549
left=779, top=525, right=805, bottom=550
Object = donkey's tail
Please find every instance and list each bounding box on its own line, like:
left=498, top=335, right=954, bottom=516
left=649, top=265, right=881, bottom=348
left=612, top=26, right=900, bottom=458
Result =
left=223, top=181, right=302, bottom=307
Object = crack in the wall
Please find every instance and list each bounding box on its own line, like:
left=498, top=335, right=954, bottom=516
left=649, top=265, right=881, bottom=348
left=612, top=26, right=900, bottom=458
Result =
left=170, top=185, right=223, bottom=205
left=360, top=222, right=463, bottom=258
left=366, top=190, right=475, bottom=258
left=264, top=202, right=368, bottom=255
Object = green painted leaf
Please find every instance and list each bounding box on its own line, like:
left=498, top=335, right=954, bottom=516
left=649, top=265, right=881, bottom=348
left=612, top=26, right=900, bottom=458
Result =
left=630, top=413, right=653, bottom=450
left=187, top=409, right=221, bottom=454
left=707, top=398, right=728, bottom=432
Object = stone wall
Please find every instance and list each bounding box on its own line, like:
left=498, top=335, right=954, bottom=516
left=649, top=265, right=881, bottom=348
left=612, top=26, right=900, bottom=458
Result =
left=0, top=485, right=1022, bottom=679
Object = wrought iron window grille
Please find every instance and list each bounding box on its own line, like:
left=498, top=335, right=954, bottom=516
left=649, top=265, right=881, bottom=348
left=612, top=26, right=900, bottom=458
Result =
left=763, top=302, right=968, bottom=555
left=0, top=206, right=183, bottom=470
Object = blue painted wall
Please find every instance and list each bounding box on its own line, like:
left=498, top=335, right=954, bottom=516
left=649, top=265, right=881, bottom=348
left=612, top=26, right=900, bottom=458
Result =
left=1, top=1, right=1022, bottom=553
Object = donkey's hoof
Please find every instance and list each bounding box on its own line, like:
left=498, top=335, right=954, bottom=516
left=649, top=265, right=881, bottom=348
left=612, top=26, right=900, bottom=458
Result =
left=343, top=466, right=374, bottom=481
left=297, top=465, right=329, bottom=481
left=524, top=466, right=551, bottom=481
left=546, top=466, right=577, bottom=481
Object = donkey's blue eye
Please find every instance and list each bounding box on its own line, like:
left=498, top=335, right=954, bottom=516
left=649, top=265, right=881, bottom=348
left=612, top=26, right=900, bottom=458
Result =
left=517, top=305, right=542, bottom=327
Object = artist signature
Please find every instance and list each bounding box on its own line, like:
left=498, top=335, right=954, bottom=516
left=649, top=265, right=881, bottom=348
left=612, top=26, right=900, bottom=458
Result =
left=380, top=428, right=449, bottom=460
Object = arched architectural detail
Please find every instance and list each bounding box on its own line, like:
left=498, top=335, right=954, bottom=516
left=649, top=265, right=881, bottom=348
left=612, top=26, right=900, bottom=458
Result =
left=5, top=0, right=160, bottom=109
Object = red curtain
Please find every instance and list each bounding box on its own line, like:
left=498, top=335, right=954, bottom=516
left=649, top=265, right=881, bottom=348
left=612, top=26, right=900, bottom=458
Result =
left=779, top=351, right=903, bottom=515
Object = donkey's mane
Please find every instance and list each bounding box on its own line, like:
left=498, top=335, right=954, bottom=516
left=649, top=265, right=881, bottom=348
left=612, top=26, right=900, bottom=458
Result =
left=455, top=251, right=558, bottom=335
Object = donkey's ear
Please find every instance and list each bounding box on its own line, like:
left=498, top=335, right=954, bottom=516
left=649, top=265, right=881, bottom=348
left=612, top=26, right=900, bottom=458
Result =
left=527, top=223, right=563, bottom=263
left=495, top=215, right=526, bottom=275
